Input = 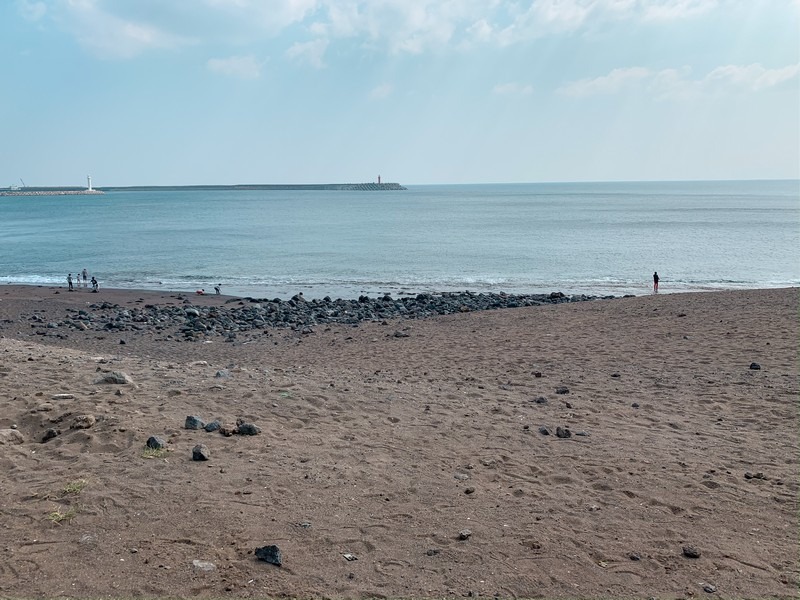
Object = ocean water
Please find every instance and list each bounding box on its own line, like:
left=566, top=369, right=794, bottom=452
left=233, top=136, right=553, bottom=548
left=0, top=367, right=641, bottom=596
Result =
left=0, top=180, right=797, bottom=299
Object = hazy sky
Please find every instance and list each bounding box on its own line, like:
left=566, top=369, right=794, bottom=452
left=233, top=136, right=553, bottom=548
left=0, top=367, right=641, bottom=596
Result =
left=1, top=0, right=798, bottom=186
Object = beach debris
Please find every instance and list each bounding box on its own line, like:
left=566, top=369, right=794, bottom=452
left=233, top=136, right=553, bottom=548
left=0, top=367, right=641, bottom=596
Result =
left=426, top=548, right=440, bottom=556
left=454, top=473, right=470, bottom=481
left=192, top=559, right=216, bottom=572
left=538, top=425, right=552, bottom=436
left=255, top=544, right=282, bottom=566
left=555, top=426, right=572, bottom=439
left=393, top=330, right=410, bottom=338
left=71, top=414, right=96, bottom=429
left=682, top=545, right=701, bottom=558
left=703, top=584, right=717, bottom=593
left=533, top=371, right=542, bottom=377
left=184, top=415, right=205, bottom=430
left=204, top=420, right=221, bottom=432
left=534, top=396, right=548, bottom=404
left=42, top=428, right=60, bottom=442
left=631, top=402, right=640, bottom=408
left=611, top=372, right=621, bottom=378
left=628, top=552, right=641, bottom=561
left=749, top=362, right=761, bottom=370
left=214, top=369, right=230, bottom=378
left=51, top=394, right=74, bottom=400
left=0, top=429, right=25, bottom=445
left=93, top=371, right=133, bottom=385
left=458, top=529, right=472, bottom=540
left=342, top=553, right=358, bottom=561
left=744, top=471, right=766, bottom=480
left=192, top=444, right=210, bottom=461
left=464, top=487, right=475, bottom=495
left=555, top=386, right=569, bottom=394
left=146, top=436, right=167, bottom=450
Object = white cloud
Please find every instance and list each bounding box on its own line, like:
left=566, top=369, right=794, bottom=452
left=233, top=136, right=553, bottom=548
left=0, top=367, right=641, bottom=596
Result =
left=642, top=0, right=718, bottom=21
left=704, top=63, right=800, bottom=91
left=20, top=0, right=793, bottom=60
left=559, top=67, right=650, bottom=96
left=204, top=0, right=321, bottom=32
left=285, top=38, right=329, bottom=68
left=492, top=82, right=534, bottom=96
left=207, top=55, right=262, bottom=79
left=369, top=83, right=394, bottom=99
left=47, top=0, right=191, bottom=59
left=16, top=0, right=47, bottom=21
left=559, top=62, right=800, bottom=97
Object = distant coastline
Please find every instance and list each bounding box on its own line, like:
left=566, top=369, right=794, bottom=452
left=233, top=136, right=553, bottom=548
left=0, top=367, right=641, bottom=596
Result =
left=0, top=182, right=406, bottom=196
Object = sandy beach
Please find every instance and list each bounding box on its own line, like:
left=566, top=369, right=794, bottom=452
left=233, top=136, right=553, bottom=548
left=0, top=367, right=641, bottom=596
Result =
left=0, top=284, right=796, bottom=599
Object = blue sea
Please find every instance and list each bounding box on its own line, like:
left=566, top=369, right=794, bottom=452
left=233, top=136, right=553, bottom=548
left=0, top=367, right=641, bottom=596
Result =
left=1, top=180, right=797, bottom=299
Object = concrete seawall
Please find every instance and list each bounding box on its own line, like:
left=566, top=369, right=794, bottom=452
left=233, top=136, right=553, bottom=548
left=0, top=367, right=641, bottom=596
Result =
left=99, top=183, right=407, bottom=192
left=0, top=189, right=105, bottom=196
left=1, top=183, right=407, bottom=195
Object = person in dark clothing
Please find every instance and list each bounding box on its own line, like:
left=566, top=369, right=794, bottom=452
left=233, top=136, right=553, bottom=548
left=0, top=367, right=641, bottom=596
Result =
left=653, top=271, right=659, bottom=293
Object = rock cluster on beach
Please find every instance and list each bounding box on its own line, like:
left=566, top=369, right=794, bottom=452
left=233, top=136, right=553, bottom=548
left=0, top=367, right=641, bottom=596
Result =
left=39, top=291, right=612, bottom=340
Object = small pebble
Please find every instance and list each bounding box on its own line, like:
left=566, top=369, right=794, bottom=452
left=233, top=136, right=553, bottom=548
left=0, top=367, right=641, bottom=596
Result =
left=255, top=545, right=282, bottom=566
left=682, top=545, right=701, bottom=558
left=192, top=444, right=210, bottom=461
left=458, top=529, right=472, bottom=540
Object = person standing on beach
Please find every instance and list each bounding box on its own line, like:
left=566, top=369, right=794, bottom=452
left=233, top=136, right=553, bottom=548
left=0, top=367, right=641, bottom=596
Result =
left=67, top=273, right=74, bottom=291
left=91, top=277, right=98, bottom=292
left=82, top=268, right=88, bottom=287
left=214, top=284, right=221, bottom=295
left=653, top=271, right=659, bottom=293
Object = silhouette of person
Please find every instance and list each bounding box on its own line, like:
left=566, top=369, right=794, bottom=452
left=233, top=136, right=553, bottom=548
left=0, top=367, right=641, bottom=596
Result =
left=67, top=273, right=74, bottom=291
left=214, top=284, right=221, bottom=295
left=91, top=277, right=98, bottom=292
left=82, top=269, right=88, bottom=287
left=653, top=271, right=659, bottom=293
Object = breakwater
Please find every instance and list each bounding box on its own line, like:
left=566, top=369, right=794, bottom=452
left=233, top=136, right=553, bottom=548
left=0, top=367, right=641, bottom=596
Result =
left=0, top=189, right=104, bottom=196
left=1, top=182, right=406, bottom=196
left=98, top=183, right=407, bottom=192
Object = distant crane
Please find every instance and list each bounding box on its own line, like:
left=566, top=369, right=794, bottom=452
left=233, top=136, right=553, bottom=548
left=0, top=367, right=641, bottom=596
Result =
left=19, top=178, right=26, bottom=188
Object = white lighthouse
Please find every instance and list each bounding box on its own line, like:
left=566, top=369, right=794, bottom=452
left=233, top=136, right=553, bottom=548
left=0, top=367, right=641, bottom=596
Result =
left=87, top=175, right=93, bottom=191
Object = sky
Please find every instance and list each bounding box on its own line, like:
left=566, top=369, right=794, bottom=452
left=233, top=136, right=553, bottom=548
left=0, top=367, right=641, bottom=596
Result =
left=1, top=0, right=798, bottom=186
